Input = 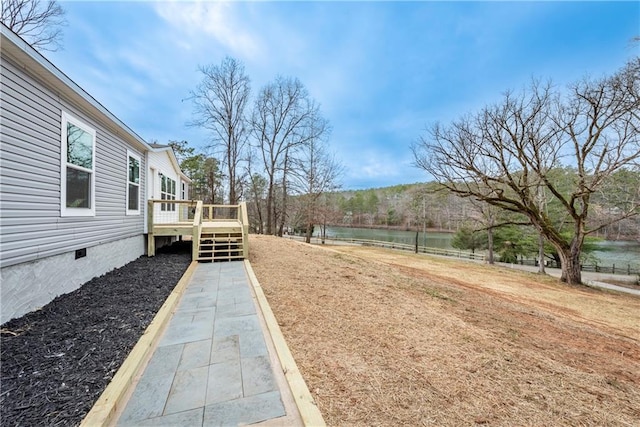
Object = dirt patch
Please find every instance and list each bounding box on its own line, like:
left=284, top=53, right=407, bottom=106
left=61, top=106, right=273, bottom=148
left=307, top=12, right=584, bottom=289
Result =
left=0, top=243, right=191, bottom=427
left=249, top=235, right=640, bottom=427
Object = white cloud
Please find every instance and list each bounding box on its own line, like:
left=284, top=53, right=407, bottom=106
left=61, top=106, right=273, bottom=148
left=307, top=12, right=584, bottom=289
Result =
left=343, top=151, right=424, bottom=189
left=153, top=1, right=263, bottom=60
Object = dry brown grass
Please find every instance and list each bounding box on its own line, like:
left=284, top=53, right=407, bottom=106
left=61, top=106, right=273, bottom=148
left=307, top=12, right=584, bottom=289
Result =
left=249, top=235, right=640, bottom=427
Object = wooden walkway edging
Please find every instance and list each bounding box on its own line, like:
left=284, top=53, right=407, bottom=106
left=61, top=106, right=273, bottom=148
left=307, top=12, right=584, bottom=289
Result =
left=80, top=261, right=198, bottom=427
left=244, top=260, right=327, bottom=427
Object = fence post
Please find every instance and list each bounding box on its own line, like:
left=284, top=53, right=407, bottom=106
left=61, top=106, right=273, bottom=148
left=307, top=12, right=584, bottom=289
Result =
left=612, top=264, right=615, bottom=274
left=415, top=232, right=418, bottom=254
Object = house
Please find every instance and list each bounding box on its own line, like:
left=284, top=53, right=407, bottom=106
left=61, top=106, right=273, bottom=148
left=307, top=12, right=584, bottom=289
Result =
left=148, top=143, right=190, bottom=203
left=145, top=143, right=192, bottom=249
left=0, top=25, right=191, bottom=324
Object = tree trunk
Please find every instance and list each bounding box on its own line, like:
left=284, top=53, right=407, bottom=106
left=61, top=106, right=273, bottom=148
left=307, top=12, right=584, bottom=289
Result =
left=229, top=174, right=236, bottom=205
left=227, top=133, right=236, bottom=205
left=305, top=198, right=314, bottom=244
left=305, top=221, right=313, bottom=244
left=278, top=178, right=287, bottom=237
left=227, top=148, right=232, bottom=205
left=487, top=227, right=494, bottom=265
left=321, top=221, right=326, bottom=244
left=538, top=233, right=546, bottom=274
left=265, top=172, right=275, bottom=235
left=557, top=242, right=582, bottom=285
left=253, top=198, right=263, bottom=234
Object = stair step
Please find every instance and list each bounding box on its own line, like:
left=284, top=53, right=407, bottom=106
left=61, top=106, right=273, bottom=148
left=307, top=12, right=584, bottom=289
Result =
left=206, top=257, right=242, bottom=260
left=198, top=254, right=244, bottom=259
left=196, top=229, right=245, bottom=263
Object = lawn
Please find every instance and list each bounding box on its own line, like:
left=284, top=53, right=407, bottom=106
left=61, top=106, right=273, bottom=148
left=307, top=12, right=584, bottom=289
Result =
left=249, top=235, right=640, bottom=426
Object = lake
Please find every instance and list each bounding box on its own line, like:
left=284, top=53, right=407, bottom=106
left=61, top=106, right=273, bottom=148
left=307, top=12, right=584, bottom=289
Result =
left=316, top=226, right=640, bottom=270
left=316, top=226, right=454, bottom=249
left=591, top=240, right=640, bottom=270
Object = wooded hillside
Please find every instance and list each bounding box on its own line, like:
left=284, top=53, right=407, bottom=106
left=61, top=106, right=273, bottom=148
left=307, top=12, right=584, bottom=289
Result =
left=283, top=174, right=640, bottom=242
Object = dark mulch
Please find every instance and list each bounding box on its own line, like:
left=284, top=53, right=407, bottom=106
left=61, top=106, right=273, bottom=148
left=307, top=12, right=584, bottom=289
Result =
left=0, top=242, right=191, bottom=427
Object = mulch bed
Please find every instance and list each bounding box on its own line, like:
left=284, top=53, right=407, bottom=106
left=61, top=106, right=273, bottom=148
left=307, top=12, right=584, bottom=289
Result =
left=0, top=242, right=191, bottom=427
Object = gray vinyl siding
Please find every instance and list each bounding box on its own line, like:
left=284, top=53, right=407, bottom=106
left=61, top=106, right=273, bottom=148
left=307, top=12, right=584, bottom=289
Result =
left=0, top=52, right=146, bottom=268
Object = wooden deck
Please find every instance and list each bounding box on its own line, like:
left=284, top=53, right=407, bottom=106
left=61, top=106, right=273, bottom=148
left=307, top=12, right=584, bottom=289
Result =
left=152, top=223, right=193, bottom=236
left=147, top=201, right=249, bottom=262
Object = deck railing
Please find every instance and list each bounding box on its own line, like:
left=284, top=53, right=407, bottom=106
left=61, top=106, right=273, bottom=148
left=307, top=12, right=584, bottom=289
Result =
left=148, top=199, right=199, bottom=224
left=192, top=201, right=203, bottom=260
left=201, top=204, right=238, bottom=222
left=147, top=200, right=249, bottom=260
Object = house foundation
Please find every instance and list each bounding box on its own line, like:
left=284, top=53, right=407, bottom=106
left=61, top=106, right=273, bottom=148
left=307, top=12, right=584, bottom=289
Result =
left=1, top=236, right=144, bottom=324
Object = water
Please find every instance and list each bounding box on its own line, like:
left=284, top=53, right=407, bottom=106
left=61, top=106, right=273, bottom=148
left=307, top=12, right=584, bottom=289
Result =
left=315, top=226, right=640, bottom=270
left=316, top=226, right=454, bottom=249
left=591, top=240, right=640, bottom=271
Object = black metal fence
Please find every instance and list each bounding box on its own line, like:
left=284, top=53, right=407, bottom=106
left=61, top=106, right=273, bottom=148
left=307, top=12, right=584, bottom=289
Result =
left=313, top=236, right=640, bottom=276
left=508, top=258, right=639, bottom=276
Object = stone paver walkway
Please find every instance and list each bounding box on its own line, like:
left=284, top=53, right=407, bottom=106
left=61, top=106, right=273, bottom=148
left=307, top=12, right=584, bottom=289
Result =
left=116, top=262, right=289, bottom=426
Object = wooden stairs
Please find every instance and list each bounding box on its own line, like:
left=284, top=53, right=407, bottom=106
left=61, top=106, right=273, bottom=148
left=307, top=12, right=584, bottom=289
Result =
left=148, top=201, right=249, bottom=262
left=197, top=228, right=245, bottom=262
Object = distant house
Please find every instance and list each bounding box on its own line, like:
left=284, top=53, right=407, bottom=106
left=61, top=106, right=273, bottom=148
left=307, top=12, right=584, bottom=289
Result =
left=0, top=24, right=190, bottom=324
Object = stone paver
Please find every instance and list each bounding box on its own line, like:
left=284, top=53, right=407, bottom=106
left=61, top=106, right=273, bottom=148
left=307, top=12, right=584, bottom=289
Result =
left=203, top=391, right=286, bottom=427
left=116, top=262, right=287, bottom=426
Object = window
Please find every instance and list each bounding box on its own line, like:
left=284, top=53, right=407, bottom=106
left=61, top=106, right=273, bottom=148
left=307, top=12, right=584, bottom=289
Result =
left=61, top=112, right=96, bottom=216
left=126, top=151, right=141, bottom=215
left=160, top=173, right=176, bottom=211
left=181, top=181, right=187, bottom=200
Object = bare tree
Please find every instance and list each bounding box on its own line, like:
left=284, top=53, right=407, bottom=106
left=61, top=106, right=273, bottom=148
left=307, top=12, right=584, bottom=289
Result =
left=250, top=76, right=326, bottom=235
left=191, top=57, right=250, bottom=204
left=1, top=0, right=66, bottom=51
left=594, top=168, right=640, bottom=240
left=244, top=146, right=267, bottom=234
left=290, top=116, right=342, bottom=243
left=465, top=198, right=503, bottom=265
left=412, top=58, right=640, bottom=285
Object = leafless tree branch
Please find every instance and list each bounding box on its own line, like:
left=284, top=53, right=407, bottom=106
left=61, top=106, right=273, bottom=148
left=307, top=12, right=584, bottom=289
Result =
left=412, top=58, right=640, bottom=284
left=1, top=0, right=66, bottom=51
left=191, top=57, right=251, bottom=204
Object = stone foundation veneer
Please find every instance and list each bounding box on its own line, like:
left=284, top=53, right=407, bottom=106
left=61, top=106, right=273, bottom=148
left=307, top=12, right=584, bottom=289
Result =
left=0, top=236, right=145, bottom=325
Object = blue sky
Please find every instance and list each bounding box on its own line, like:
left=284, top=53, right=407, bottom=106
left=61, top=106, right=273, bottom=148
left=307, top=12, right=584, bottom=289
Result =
left=47, top=1, right=639, bottom=190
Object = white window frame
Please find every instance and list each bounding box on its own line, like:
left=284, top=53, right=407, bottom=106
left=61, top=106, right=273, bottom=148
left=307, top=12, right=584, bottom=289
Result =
left=126, top=150, right=141, bottom=215
left=160, top=173, right=176, bottom=212
left=60, top=112, right=96, bottom=217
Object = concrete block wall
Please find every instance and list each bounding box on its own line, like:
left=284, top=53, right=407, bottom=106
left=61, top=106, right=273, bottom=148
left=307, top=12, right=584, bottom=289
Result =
left=1, top=235, right=145, bottom=324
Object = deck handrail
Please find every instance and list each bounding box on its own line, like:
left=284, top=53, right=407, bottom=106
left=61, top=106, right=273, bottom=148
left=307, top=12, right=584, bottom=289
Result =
left=148, top=201, right=246, bottom=224
left=201, top=204, right=240, bottom=222
left=148, top=199, right=199, bottom=224
left=192, top=201, right=203, bottom=260
left=239, top=202, right=249, bottom=258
